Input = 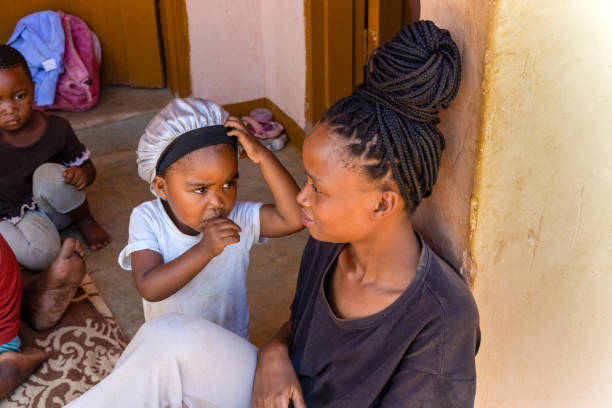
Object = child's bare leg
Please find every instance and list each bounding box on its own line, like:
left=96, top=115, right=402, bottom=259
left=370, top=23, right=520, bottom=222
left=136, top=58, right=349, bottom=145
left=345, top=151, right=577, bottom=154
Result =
left=0, top=349, right=48, bottom=400
left=67, top=199, right=112, bottom=251
left=22, top=238, right=87, bottom=331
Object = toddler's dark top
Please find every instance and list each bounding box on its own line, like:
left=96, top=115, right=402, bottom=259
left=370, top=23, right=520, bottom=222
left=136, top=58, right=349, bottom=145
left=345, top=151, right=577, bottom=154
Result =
left=289, top=235, right=481, bottom=408
left=0, top=113, right=88, bottom=222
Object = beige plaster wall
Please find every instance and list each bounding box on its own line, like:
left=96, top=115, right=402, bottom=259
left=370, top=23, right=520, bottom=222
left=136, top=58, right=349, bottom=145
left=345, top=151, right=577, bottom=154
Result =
left=185, top=0, right=265, bottom=104
left=413, top=2, right=491, bottom=279
left=185, top=0, right=306, bottom=127
left=472, top=1, right=612, bottom=406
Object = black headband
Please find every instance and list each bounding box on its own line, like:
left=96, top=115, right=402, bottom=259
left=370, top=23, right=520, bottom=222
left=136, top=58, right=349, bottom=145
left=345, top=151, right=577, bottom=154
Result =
left=155, top=125, right=237, bottom=175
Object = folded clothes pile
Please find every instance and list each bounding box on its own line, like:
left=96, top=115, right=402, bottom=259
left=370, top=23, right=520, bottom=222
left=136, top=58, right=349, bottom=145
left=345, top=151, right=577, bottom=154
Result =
left=241, top=108, right=288, bottom=151
left=7, top=10, right=101, bottom=112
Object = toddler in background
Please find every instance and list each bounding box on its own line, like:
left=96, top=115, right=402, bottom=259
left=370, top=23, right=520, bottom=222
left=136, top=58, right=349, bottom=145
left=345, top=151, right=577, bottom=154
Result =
left=118, top=98, right=303, bottom=338
left=0, top=45, right=110, bottom=271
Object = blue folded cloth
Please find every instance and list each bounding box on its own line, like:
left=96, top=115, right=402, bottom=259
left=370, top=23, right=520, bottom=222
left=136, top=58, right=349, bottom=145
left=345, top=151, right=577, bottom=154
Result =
left=8, top=10, right=65, bottom=107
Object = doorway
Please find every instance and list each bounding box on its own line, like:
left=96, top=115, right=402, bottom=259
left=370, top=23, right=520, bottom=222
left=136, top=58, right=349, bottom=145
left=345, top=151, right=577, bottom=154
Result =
left=305, top=0, right=419, bottom=129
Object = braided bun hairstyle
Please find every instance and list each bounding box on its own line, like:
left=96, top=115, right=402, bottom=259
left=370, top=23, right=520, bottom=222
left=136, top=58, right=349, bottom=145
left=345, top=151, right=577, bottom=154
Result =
left=321, top=20, right=461, bottom=212
left=0, top=45, right=32, bottom=81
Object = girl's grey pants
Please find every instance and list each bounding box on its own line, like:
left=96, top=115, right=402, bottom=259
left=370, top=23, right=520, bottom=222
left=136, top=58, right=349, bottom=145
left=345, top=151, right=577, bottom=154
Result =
left=0, top=163, right=85, bottom=270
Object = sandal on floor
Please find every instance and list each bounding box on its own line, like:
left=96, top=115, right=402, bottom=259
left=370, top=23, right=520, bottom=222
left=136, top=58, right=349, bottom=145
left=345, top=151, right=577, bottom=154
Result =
left=260, top=133, right=288, bottom=151
left=241, top=116, right=284, bottom=139
left=249, top=108, right=273, bottom=123
left=242, top=116, right=266, bottom=139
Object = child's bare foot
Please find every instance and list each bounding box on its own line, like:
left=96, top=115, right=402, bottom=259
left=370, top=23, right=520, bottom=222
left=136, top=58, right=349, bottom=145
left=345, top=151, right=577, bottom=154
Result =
left=76, top=216, right=112, bottom=251
left=22, top=238, right=87, bottom=331
left=68, top=199, right=111, bottom=251
left=0, top=349, right=48, bottom=399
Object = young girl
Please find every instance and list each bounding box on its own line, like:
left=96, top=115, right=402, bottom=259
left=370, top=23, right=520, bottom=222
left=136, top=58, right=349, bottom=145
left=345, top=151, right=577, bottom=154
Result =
left=0, top=45, right=111, bottom=270
left=118, top=98, right=303, bottom=338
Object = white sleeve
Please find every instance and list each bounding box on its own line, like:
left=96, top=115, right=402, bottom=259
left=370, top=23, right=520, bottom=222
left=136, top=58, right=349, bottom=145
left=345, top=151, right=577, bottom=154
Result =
left=117, top=206, right=161, bottom=270
left=229, top=201, right=266, bottom=248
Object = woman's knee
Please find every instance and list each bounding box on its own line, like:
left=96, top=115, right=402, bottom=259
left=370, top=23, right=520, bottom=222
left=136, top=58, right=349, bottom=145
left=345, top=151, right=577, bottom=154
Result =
left=32, top=163, right=85, bottom=214
left=133, top=314, right=233, bottom=356
left=137, top=314, right=210, bottom=343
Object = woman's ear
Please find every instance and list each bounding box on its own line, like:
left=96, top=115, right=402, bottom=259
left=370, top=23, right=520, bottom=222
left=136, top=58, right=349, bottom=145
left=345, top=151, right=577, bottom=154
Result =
left=372, top=190, right=400, bottom=219
left=152, top=175, right=168, bottom=200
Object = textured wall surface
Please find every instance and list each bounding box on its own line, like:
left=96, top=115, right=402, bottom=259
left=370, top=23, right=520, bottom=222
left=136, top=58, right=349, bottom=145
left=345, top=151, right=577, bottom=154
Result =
left=413, top=2, right=491, bottom=280
left=185, top=0, right=306, bottom=126
left=472, top=1, right=612, bottom=406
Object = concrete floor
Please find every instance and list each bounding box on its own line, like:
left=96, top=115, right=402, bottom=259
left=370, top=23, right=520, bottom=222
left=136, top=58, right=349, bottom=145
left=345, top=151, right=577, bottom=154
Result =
left=59, top=87, right=308, bottom=347
left=60, top=86, right=173, bottom=131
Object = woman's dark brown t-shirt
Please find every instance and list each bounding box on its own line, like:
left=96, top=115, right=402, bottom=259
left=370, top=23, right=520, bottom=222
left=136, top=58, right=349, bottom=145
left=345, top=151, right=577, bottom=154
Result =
left=290, top=234, right=481, bottom=407
left=0, top=113, right=88, bottom=222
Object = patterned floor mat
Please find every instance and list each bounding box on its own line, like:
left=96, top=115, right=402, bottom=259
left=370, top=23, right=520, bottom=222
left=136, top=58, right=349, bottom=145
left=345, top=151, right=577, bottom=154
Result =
left=1, top=274, right=128, bottom=408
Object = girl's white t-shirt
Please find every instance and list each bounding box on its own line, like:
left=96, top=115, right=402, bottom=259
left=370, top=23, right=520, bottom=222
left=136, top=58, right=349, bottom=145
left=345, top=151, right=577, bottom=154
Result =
left=118, top=198, right=264, bottom=339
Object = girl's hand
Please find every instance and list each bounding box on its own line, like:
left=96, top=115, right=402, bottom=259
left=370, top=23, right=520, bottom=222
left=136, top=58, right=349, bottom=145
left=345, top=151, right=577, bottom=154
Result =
left=63, top=166, right=89, bottom=190
left=252, top=343, right=307, bottom=408
left=196, top=217, right=242, bottom=258
left=225, top=117, right=269, bottom=164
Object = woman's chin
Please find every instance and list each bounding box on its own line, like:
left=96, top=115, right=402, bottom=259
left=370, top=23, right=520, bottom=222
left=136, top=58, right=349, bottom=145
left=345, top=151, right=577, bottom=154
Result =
left=307, top=228, right=345, bottom=244
left=305, top=225, right=321, bottom=240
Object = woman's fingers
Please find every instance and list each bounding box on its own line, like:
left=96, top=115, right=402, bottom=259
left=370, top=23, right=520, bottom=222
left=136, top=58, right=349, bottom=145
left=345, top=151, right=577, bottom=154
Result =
left=272, top=394, right=291, bottom=408
left=291, top=389, right=307, bottom=408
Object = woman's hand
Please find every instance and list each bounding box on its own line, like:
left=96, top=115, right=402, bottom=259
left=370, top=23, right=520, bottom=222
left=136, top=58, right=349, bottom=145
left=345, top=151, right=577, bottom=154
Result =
left=63, top=166, right=89, bottom=190
left=252, top=342, right=306, bottom=408
left=225, top=117, right=269, bottom=164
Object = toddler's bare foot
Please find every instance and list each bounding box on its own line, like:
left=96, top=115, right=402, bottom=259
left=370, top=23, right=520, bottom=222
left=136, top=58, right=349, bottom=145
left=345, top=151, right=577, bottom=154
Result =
left=76, top=216, right=112, bottom=251
left=67, top=199, right=111, bottom=251
left=22, top=238, right=87, bottom=331
left=0, top=349, right=48, bottom=399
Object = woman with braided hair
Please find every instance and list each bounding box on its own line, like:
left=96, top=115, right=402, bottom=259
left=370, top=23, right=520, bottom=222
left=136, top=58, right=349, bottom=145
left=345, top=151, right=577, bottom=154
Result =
left=67, top=20, right=479, bottom=408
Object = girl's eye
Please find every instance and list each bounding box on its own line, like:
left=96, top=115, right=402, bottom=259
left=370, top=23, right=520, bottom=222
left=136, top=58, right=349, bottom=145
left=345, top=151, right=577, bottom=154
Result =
left=223, top=181, right=236, bottom=189
left=15, top=93, right=26, bottom=100
left=311, top=183, right=320, bottom=193
left=193, top=187, right=207, bottom=194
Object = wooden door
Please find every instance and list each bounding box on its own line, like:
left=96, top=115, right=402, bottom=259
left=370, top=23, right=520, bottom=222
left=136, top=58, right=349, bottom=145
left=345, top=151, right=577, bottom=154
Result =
left=1, top=0, right=164, bottom=88
left=366, top=0, right=419, bottom=56
left=306, top=0, right=419, bottom=129
left=306, top=0, right=354, bottom=128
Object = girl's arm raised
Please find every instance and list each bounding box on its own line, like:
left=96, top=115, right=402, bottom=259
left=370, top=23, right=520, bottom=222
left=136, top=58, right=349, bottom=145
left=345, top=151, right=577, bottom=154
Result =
left=225, top=118, right=303, bottom=238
